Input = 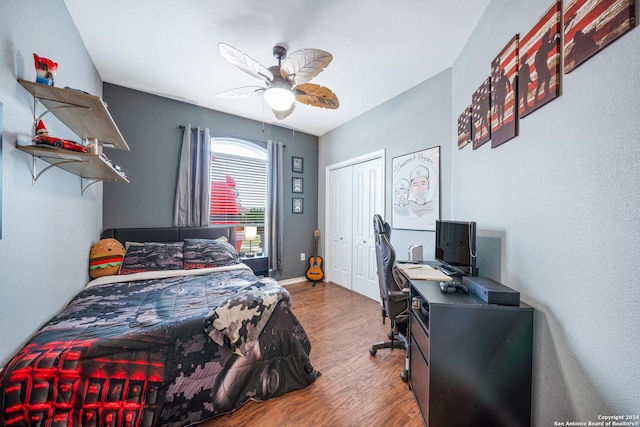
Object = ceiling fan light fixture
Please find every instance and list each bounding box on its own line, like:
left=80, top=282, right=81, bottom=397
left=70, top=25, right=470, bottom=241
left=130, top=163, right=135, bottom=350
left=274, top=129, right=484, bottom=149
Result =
left=218, top=43, right=337, bottom=118
left=264, top=85, right=295, bottom=111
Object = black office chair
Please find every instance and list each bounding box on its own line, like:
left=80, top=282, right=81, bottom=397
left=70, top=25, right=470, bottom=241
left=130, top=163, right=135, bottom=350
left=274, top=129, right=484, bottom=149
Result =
left=369, top=214, right=410, bottom=381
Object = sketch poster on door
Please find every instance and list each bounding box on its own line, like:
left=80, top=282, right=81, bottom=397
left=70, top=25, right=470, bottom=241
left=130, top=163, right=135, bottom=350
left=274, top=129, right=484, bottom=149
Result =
left=392, top=146, right=440, bottom=231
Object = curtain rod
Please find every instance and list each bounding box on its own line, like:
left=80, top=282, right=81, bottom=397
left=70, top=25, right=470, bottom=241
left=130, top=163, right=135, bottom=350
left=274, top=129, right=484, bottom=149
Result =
left=178, top=125, right=286, bottom=148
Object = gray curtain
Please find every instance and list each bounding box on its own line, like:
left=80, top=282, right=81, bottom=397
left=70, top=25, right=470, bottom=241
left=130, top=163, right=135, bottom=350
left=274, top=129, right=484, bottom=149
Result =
left=173, top=125, right=211, bottom=227
left=266, top=140, right=284, bottom=273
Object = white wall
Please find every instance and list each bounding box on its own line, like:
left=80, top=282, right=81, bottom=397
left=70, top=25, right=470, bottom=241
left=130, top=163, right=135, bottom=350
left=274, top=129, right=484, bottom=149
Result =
left=321, top=0, right=640, bottom=423
left=452, top=0, right=640, bottom=423
left=319, top=69, right=453, bottom=259
left=0, top=0, right=103, bottom=365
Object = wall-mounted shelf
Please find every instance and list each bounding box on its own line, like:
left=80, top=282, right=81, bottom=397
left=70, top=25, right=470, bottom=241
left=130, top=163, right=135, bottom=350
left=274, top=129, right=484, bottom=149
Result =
left=19, top=79, right=129, bottom=150
left=18, top=79, right=130, bottom=193
left=17, top=145, right=128, bottom=194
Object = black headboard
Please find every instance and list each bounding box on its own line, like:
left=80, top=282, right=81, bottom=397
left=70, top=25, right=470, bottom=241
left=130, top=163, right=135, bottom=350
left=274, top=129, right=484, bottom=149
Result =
left=101, top=226, right=236, bottom=245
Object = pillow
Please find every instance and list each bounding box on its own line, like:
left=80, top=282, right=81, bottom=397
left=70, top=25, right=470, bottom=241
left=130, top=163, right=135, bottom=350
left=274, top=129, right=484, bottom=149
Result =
left=89, top=238, right=126, bottom=279
left=183, top=238, right=239, bottom=270
left=118, top=242, right=184, bottom=275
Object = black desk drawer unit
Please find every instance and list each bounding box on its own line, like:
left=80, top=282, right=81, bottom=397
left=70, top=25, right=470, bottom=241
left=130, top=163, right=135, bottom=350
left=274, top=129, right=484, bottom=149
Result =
left=410, top=333, right=430, bottom=422
left=409, top=280, right=533, bottom=427
left=409, top=311, right=429, bottom=362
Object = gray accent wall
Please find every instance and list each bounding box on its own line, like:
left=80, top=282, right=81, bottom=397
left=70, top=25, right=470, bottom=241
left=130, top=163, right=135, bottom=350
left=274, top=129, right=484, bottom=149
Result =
left=320, top=0, right=640, bottom=423
left=0, top=0, right=103, bottom=365
left=102, top=84, right=319, bottom=281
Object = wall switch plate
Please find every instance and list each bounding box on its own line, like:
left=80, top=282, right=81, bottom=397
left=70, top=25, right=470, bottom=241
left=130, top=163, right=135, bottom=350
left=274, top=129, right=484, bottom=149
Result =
left=300, top=253, right=305, bottom=261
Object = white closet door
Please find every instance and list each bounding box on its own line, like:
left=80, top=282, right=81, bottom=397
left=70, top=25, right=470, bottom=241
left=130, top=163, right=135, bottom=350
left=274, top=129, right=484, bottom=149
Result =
left=328, top=165, right=352, bottom=288
left=351, top=158, right=383, bottom=300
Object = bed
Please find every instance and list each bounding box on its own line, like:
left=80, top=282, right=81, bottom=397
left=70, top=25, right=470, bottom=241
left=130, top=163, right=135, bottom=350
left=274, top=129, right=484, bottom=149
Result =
left=0, top=226, right=319, bottom=427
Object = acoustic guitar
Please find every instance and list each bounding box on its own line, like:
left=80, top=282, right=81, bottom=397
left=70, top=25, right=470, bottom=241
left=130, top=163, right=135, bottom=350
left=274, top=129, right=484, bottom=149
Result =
left=305, top=229, right=324, bottom=285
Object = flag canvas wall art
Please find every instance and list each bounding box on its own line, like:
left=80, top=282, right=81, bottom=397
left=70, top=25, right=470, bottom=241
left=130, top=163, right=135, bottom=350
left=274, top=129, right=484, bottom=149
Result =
left=564, top=0, right=636, bottom=73
left=457, top=105, right=472, bottom=149
left=491, top=35, right=519, bottom=148
left=519, top=0, right=562, bottom=118
left=472, top=77, right=491, bottom=149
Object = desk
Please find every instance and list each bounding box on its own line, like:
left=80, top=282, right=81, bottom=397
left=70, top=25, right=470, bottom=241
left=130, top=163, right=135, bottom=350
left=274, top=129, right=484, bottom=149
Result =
left=396, top=263, right=452, bottom=282
left=409, top=279, right=533, bottom=426
left=241, top=256, right=269, bottom=276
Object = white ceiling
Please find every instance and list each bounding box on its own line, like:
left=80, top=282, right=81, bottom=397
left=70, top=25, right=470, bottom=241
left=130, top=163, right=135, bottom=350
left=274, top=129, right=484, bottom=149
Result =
left=64, top=0, right=490, bottom=137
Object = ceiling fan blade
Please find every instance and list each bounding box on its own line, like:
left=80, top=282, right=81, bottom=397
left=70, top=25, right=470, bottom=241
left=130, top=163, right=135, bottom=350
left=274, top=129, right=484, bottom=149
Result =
left=218, top=42, right=274, bottom=82
left=217, top=86, right=266, bottom=98
left=295, top=83, right=339, bottom=109
left=273, top=103, right=296, bottom=120
left=280, top=49, right=333, bottom=85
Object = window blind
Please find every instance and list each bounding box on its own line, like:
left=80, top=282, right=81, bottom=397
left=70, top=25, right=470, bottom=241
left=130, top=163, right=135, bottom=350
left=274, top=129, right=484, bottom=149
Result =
left=210, top=147, right=267, bottom=225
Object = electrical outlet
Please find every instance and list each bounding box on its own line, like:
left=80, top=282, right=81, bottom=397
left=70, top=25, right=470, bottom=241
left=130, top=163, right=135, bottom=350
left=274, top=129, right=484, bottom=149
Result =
left=300, top=253, right=305, bottom=261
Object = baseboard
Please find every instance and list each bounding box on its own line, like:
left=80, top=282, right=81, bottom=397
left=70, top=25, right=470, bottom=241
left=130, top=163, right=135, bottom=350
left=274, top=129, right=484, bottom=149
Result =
left=278, top=276, right=318, bottom=287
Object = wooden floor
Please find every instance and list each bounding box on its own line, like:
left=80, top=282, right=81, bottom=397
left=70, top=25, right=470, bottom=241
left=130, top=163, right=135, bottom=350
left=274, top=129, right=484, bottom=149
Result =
left=204, top=281, right=423, bottom=427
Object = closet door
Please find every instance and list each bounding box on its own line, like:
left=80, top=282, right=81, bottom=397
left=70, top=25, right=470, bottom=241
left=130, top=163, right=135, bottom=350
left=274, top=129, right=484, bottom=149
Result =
left=328, top=165, right=352, bottom=288
left=326, top=152, right=384, bottom=299
left=351, top=158, right=383, bottom=301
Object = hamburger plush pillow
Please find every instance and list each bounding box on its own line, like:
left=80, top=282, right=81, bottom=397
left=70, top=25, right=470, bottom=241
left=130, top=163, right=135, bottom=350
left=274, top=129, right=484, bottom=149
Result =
left=89, top=238, right=126, bottom=278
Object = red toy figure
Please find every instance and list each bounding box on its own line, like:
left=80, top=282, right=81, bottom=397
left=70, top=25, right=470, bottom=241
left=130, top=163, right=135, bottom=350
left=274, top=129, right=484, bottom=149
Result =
left=35, top=119, right=48, bottom=137
left=34, top=120, right=87, bottom=153
left=33, top=53, right=58, bottom=86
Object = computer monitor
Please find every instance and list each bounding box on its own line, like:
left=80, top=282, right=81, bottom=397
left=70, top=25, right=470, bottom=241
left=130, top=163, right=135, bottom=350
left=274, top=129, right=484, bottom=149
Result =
left=435, top=220, right=477, bottom=276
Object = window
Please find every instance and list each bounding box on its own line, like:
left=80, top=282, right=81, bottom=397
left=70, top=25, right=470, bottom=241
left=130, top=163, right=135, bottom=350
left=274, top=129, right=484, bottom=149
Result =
left=210, top=138, right=267, bottom=256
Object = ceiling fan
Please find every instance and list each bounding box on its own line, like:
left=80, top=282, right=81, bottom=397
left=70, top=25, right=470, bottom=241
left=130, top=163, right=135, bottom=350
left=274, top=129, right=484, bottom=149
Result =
left=216, top=43, right=339, bottom=120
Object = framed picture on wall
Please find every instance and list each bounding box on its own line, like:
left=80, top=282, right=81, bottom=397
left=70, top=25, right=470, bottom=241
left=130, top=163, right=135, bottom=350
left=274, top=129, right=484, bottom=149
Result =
left=391, top=146, right=440, bottom=231
left=292, top=156, right=304, bottom=173
left=292, top=177, right=303, bottom=193
left=292, top=197, right=304, bottom=214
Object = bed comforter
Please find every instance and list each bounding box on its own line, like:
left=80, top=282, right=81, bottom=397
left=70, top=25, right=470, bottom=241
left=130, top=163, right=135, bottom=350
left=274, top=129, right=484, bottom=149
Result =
left=0, top=265, right=318, bottom=426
